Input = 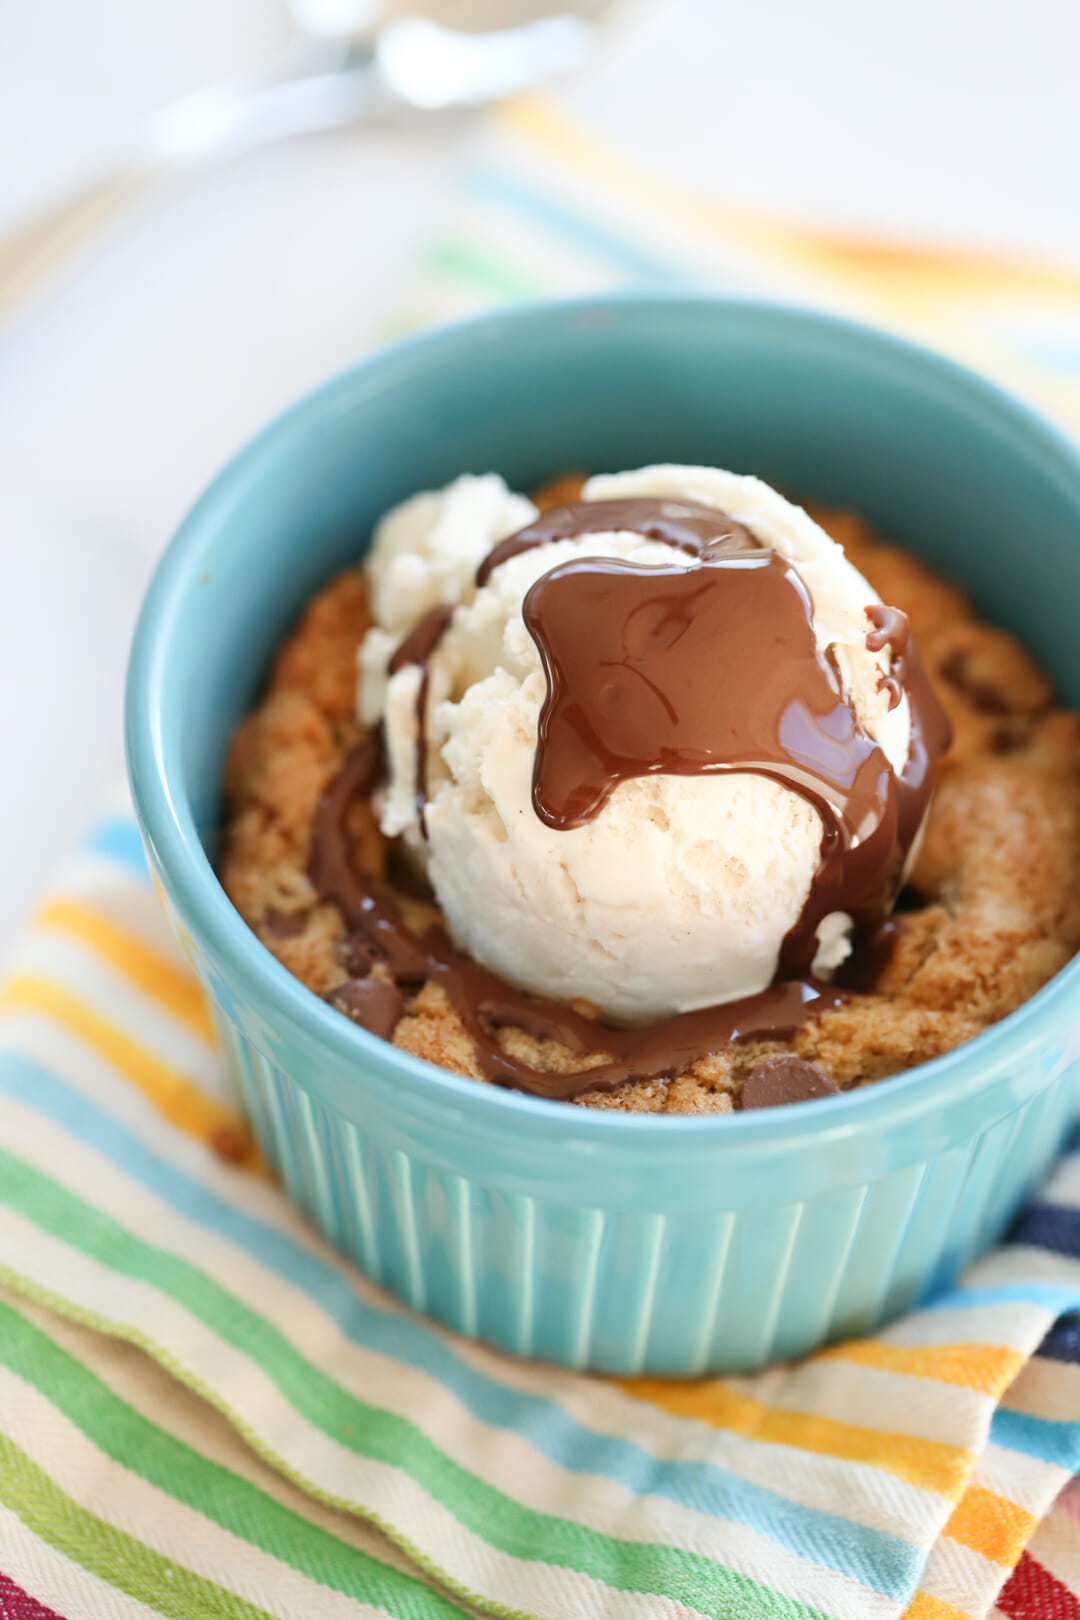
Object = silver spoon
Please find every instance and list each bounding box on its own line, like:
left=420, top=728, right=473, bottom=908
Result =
left=0, top=4, right=600, bottom=328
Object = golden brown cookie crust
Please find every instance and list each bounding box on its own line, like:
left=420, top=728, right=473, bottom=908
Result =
left=219, top=498, right=1080, bottom=1112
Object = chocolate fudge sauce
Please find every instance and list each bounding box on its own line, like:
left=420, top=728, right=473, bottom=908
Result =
left=519, top=507, right=949, bottom=978
left=523, top=550, right=870, bottom=831
left=476, top=496, right=761, bottom=583
left=388, top=605, right=453, bottom=835
left=865, top=603, right=909, bottom=710
left=308, top=737, right=847, bottom=1100
left=387, top=606, right=454, bottom=675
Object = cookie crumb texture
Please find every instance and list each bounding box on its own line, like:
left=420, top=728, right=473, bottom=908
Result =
left=220, top=497, right=1080, bottom=1112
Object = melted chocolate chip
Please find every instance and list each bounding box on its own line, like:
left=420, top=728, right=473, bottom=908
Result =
left=892, top=884, right=929, bottom=914
left=328, top=977, right=406, bottom=1040
left=938, top=648, right=1011, bottom=715
left=210, top=1121, right=255, bottom=1164
left=386, top=842, right=436, bottom=902
left=992, top=722, right=1032, bottom=756
left=740, top=1055, right=837, bottom=1109
left=834, top=917, right=903, bottom=991
left=345, top=934, right=388, bottom=977
left=262, top=906, right=312, bottom=939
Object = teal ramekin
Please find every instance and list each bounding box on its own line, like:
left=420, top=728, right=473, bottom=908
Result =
left=125, top=296, right=1080, bottom=1375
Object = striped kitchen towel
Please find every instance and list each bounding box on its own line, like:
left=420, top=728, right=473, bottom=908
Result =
left=3, top=94, right=1080, bottom=1620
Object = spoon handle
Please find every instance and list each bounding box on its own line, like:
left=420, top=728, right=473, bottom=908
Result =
left=0, top=49, right=385, bottom=332
left=0, top=12, right=594, bottom=331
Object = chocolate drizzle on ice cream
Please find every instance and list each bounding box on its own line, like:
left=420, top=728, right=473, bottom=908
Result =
left=865, top=603, right=910, bottom=711
left=477, top=496, right=761, bottom=582
left=524, top=551, right=871, bottom=978
left=388, top=605, right=453, bottom=834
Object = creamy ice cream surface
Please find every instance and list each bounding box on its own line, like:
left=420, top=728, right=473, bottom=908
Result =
left=357, top=466, right=923, bottom=1024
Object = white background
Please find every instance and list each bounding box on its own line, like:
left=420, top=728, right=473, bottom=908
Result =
left=2, top=0, right=1079, bottom=953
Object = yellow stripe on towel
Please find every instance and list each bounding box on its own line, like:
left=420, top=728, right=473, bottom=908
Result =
left=34, top=898, right=215, bottom=1044
left=943, top=1484, right=1037, bottom=1568
left=621, top=1378, right=973, bottom=1497
left=0, top=974, right=260, bottom=1172
left=502, top=95, right=1080, bottom=305
left=902, top=1591, right=972, bottom=1620
left=818, top=1340, right=1026, bottom=1396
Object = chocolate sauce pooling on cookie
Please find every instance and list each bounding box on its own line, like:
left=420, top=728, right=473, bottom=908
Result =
left=308, top=737, right=847, bottom=1100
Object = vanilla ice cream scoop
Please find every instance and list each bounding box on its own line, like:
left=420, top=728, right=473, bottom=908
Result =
left=357, top=466, right=947, bottom=1024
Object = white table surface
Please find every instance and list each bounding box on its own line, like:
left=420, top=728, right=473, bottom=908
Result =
left=3, top=0, right=1079, bottom=956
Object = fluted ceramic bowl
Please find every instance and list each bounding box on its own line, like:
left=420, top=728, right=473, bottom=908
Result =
left=126, top=296, right=1080, bottom=1375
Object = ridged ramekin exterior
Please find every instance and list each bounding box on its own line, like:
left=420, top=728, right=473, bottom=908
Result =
left=127, top=297, right=1080, bottom=1375
left=243, top=1046, right=1073, bottom=1373
left=157, top=873, right=1080, bottom=1376
left=181, top=911, right=1076, bottom=1374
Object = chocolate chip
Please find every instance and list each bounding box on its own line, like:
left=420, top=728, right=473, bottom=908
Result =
left=210, top=1121, right=254, bottom=1164
left=938, top=650, right=1010, bottom=715
left=346, top=934, right=385, bottom=977
left=386, top=843, right=436, bottom=902
left=262, top=906, right=311, bottom=939
left=892, top=885, right=928, bottom=914
left=992, top=723, right=1031, bottom=756
left=835, top=918, right=903, bottom=991
left=328, top=977, right=405, bottom=1041
left=740, top=1055, right=837, bottom=1109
